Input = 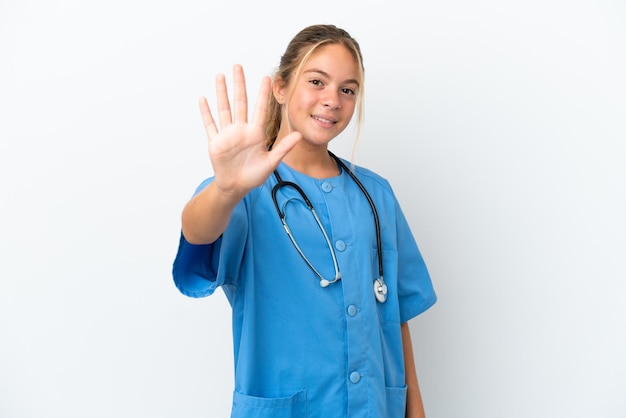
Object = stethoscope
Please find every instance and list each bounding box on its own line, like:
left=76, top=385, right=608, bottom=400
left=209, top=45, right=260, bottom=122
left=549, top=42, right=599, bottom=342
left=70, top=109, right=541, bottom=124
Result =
left=271, top=151, right=387, bottom=303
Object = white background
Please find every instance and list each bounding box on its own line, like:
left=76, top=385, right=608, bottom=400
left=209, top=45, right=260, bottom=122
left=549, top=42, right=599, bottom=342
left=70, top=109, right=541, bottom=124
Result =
left=1, top=0, right=625, bottom=417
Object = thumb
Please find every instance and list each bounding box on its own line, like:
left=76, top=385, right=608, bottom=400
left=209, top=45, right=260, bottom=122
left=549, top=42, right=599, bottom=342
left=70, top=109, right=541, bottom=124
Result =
left=267, top=132, right=303, bottom=166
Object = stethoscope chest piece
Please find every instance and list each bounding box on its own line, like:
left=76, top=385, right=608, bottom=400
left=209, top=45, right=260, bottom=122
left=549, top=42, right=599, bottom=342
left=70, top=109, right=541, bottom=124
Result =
left=374, top=278, right=388, bottom=303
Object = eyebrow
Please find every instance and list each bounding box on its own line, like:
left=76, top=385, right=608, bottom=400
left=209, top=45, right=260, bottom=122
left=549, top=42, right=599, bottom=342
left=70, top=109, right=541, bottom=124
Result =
left=303, top=68, right=360, bottom=87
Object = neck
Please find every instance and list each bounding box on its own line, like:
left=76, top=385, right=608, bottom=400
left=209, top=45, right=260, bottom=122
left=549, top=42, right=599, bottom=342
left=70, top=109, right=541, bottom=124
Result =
left=275, top=138, right=339, bottom=178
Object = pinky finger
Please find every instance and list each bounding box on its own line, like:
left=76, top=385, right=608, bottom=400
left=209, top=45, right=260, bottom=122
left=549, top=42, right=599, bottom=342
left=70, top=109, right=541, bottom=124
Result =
left=199, top=97, right=219, bottom=139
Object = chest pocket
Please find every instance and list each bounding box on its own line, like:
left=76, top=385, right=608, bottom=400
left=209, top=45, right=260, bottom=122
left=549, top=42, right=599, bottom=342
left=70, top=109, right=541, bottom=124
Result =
left=231, top=390, right=307, bottom=418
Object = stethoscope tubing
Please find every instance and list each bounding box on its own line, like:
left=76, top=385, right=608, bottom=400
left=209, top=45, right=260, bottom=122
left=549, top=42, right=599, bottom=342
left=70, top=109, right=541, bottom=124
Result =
left=271, top=180, right=341, bottom=286
left=332, top=155, right=384, bottom=284
left=271, top=151, right=386, bottom=302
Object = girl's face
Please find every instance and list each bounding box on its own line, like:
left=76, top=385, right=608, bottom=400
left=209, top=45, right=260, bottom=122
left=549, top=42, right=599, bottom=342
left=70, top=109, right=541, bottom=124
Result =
left=275, top=43, right=360, bottom=148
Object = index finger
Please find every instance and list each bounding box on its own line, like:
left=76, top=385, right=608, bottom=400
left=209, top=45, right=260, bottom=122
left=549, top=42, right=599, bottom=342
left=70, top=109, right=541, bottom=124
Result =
left=251, top=76, right=271, bottom=129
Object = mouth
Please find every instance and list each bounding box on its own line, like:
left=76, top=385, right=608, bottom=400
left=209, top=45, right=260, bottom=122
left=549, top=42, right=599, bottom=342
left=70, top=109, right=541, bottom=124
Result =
left=311, top=114, right=337, bottom=125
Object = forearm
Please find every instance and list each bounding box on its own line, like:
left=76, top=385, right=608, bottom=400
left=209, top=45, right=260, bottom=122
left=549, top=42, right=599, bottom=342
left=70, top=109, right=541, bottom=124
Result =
left=402, top=322, right=426, bottom=418
left=181, top=181, right=245, bottom=244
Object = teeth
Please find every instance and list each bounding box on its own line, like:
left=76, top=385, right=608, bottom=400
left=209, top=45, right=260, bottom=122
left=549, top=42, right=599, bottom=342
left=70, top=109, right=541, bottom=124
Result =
left=313, top=115, right=335, bottom=124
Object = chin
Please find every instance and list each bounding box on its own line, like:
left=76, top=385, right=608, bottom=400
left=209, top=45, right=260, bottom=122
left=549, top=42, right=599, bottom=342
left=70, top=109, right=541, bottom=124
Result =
left=303, top=130, right=345, bottom=146
left=301, top=136, right=336, bottom=148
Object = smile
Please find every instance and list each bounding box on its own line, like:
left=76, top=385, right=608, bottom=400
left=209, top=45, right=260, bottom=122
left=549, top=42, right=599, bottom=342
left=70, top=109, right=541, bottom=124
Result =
left=311, top=115, right=337, bottom=124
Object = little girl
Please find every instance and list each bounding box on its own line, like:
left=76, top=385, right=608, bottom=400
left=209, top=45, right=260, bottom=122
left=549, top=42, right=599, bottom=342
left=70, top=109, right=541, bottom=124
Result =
left=173, top=24, right=437, bottom=418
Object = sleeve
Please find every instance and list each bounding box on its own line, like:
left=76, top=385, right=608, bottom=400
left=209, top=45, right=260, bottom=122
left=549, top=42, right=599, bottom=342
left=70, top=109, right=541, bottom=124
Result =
left=394, top=198, right=437, bottom=323
left=171, top=178, right=248, bottom=298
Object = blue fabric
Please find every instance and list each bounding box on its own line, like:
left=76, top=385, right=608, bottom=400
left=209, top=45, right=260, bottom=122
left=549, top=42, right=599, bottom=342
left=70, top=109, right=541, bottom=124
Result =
left=172, top=159, right=437, bottom=418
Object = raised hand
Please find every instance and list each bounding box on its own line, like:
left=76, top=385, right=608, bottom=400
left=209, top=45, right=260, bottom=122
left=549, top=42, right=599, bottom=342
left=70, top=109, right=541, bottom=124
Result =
left=199, top=64, right=301, bottom=198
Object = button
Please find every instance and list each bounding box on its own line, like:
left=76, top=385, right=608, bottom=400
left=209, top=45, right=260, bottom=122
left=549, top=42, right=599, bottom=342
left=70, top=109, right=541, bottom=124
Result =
left=349, top=371, right=361, bottom=384
left=321, top=182, right=332, bottom=192
left=335, top=240, right=346, bottom=251
left=347, top=305, right=358, bottom=317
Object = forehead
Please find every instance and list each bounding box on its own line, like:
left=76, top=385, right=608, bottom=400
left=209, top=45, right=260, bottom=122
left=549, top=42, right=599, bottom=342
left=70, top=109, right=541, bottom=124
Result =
left=301, top=43, right=360, bottom=82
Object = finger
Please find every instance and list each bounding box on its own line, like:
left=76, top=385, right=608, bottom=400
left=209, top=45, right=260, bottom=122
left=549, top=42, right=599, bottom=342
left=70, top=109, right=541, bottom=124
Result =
left=199, top=96, right=218, bottom=139
left=232, top=64, right=248, bottom=123
left=251, top=76, right=271, bottom=129
left=215, top=73, right=232, bottom=128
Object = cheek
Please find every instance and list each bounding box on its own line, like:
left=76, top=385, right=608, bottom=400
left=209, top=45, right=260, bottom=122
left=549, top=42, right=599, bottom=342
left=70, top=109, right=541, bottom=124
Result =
left=290, top=90, right=318, bottom=112
left=341, top=100, right=357, bottom=119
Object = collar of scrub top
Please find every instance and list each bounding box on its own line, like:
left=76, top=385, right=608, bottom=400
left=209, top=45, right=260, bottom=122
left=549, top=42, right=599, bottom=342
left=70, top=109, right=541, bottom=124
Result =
left=271, top=150, right=387, bottom=303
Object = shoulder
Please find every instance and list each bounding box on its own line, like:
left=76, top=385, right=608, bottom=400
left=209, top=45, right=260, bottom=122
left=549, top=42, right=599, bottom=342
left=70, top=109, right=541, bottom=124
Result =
left=191, top=177, right=214, bottom=196
left=339, top=158, right=394, bottom=194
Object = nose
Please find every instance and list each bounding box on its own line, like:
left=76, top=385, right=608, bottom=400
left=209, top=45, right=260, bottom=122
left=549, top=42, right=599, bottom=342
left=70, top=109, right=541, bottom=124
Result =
left=322, top=90, right=341, bottom=110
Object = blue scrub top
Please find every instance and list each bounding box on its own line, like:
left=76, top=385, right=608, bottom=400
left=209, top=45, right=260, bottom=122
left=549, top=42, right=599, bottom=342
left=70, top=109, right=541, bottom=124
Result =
left=173, top=158, right=436, bottom=418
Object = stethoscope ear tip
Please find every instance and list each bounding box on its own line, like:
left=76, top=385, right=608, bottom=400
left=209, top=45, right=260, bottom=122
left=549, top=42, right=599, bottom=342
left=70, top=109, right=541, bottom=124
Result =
left=320, top=279, right=330, bottom=287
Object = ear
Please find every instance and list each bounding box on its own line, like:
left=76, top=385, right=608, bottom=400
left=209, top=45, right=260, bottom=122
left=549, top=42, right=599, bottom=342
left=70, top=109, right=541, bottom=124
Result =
left=273, top=77, right=287, bottom=104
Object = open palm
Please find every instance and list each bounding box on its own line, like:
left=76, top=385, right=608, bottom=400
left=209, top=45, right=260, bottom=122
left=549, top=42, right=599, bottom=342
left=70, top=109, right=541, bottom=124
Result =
left=199, top=64, right=301, bottom=197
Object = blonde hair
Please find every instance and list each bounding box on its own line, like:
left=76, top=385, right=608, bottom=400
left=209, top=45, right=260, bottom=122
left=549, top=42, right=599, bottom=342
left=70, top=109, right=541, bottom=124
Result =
left=265, top=24, right=365, bottom=153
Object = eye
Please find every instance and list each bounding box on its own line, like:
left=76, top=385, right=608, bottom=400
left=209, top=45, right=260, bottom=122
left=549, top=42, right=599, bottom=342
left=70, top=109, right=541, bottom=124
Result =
left=342, top=87, right=356, bottom=96
left=309, top=79, right=323, bottom=86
